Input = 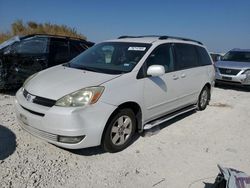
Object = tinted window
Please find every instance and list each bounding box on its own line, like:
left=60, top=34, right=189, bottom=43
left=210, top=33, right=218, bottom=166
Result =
left=197, top=46, right=212, bottom=65
left=146, top=44, right=174, bottom=73
left=14, top=37, right=48, bottom=54
left=79, top=42, right=90, bottom=49
left=68, top=42, right=151, bottom=74
left=174, top=43, right=199, bottom=70
left=50, top=39, right=69, bottom=64
left=69, top=40, right=87, bottom=58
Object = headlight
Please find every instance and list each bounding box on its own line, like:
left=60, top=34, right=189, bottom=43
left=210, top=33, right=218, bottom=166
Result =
left=23, top=73, right=38, bottom=87
left=243, top=69, right=250, bottom=76
left=55, top=86, right=104, bottom=107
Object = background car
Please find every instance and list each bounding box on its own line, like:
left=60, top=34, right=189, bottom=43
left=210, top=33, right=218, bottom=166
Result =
left=215, top=48, right=250, bottom=87
left=0, top=34, right=94, bottom=90
left=210, top=52, right=224, bottom=63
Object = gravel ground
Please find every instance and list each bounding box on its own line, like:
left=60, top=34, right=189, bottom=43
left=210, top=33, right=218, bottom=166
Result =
left=0, top=86, right=249, bottom=188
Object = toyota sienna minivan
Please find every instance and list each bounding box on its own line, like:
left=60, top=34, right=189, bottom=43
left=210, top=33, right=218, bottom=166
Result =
left=15, top=35, right=215, bottom=152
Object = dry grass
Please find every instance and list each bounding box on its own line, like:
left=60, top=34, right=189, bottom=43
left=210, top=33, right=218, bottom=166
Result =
left=0, top=20, right=86, bottom=43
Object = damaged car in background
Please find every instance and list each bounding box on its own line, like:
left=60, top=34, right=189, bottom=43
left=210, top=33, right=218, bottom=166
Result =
left=0, top=34, right=94, bottom=90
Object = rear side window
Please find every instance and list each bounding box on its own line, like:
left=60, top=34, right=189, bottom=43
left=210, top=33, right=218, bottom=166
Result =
left=196, top=46, right=212, bottom=66
left=49, top=38, right=69, bottom=64
left=69, top=40, right=87, bottom=59
left=174, top=43, right=199, bottom=70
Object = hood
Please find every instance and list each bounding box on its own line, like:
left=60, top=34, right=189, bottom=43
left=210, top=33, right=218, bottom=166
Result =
left=25, top=65, right=121, bottom=100
left=215, top=60, right=250, bottom=69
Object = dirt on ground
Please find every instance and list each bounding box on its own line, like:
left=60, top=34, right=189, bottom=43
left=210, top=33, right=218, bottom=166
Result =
left=0, top=86, right=249, bottom=188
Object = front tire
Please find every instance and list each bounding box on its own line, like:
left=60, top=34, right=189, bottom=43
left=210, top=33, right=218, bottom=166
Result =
left=102, top=108, right=136, bottom=153
left=197, top=86, right=210, bottom=111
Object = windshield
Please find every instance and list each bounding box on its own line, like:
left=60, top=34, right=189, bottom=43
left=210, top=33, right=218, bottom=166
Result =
left=222, top=51, right=250, bottom=62
left=0, top=36, right=20, bottom=50
left=12, top=37, right=49, bottom=54
left=67, top=42, right=151, bottom=74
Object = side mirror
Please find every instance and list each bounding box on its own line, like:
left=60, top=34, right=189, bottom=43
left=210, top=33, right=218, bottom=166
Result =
left=147, top=65, right=165, bottom=77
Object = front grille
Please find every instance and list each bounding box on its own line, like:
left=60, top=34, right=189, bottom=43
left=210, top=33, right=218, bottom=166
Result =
left=218, top=68, right=241, bottom=75
left=23, top=89, right=56, bottom=107
left=20, top=122, right=58, bottom=142
left=33, top=96, right=56, bottom=107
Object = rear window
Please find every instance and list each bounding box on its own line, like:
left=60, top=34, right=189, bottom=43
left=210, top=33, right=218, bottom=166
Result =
left=174, top=43, right=199, bottom=70
left=196, top=46, right=212, bottom=66
left=69, top=40, right=87, bottom=58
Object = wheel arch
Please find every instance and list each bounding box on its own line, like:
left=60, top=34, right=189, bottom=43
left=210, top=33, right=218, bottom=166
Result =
left=101, top=101, right=143, bottom=144
left=204, top=82, right=211, bottom=100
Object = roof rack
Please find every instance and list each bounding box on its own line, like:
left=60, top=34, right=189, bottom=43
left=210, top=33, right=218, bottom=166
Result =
left=118, top=35, right=161, bottom=39
left=22, top=33, right=88, bottom=42
left=118, top=35, right=203, bottom=45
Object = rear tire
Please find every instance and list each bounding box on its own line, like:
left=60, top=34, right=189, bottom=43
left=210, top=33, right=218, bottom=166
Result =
left=197, top=86, right=210, bottom=111
left=102, top=108, right=136, bottom=153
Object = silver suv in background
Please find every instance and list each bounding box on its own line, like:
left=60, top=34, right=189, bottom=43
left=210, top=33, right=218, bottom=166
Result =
left=215, top=49, right=250, bottom=86
left=15, top=35, right=215, bottom=152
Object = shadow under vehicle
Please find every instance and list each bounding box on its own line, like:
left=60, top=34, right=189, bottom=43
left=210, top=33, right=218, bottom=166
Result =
left=0, top=125, right=16, bottom=160
left=0, top=34, right=94, bottom=90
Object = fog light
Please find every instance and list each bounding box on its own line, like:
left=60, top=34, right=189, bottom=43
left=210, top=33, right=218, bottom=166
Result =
left=58, top=135, right=85, bottom=144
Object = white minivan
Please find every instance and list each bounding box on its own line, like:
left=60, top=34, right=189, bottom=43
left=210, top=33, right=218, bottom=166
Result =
left=15, top=36, right=215, bottom=152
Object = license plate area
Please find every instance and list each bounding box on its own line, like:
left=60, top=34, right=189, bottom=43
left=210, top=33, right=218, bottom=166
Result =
left=222, top=76, right=232, bottom=81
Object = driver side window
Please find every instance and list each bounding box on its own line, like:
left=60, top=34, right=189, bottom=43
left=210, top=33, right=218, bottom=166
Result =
left=146, top=44, right=174, bottom=73
left=14, top=37, right=48, bottom=54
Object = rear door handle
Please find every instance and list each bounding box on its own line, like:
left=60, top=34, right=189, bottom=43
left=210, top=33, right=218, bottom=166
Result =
left=172, top=75, right=179, bottom=80
left=180, top=73, right=186, bottom=78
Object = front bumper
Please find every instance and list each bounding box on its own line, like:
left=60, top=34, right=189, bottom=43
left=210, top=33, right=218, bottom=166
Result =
left=15, top=88, right=116, bottom=149
left=215, top=70, right=250, bottom=86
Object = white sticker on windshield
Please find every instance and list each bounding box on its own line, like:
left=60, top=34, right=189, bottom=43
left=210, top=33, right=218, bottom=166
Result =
left=128, top=47, right=146, bottom=51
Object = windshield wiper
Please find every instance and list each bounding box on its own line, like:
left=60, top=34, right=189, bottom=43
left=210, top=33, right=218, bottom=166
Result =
left=66, top=63, right=127, bottom=74
left=75, top=65, right=100, bottom=72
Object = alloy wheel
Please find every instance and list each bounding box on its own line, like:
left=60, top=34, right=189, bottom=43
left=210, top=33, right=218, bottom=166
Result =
left=110, top=115, right=132, bottom=146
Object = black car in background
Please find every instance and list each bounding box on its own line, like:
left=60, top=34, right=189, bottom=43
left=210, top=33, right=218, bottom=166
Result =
left=0, top=34, right=94, bottom=89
